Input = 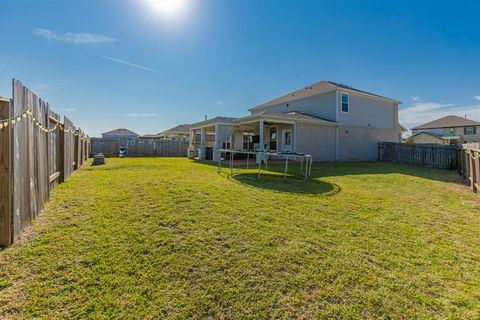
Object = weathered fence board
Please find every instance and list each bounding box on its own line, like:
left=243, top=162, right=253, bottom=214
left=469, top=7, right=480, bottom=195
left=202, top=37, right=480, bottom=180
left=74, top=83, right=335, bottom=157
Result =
left=0, top=80, right=90, bottom=247
left=90, top=138, right=189, bottom=157
left=0, top=98, right=12, bottom=246
left=460, top=143, right=480, bottom=194
left=62, top=117, right=75, bottom=181
left=378, top=142, right=458, bottom=169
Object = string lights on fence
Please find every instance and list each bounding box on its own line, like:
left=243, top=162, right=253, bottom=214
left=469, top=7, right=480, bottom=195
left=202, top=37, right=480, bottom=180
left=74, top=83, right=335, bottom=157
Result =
left=0, top=108, right=90, bottom=142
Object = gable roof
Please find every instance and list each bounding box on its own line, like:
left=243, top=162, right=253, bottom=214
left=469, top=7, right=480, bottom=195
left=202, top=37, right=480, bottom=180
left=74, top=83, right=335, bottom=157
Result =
left=249, top=80, right=400, bottom=112
left=327, top=81, right=398, bottom=102
left=102, top=128, right=139, bottom=137
left=411, top=131, right=444, bottom=139
left=158, top=124, right=191, bottom=136
left=190, top=116, right=237, bottom=129
left=412, top=115, right=480, bottom=130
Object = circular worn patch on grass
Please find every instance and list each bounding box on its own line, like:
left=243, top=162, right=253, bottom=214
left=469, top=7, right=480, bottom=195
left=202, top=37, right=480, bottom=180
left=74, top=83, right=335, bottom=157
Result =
left=232, top=172, right=340, bottom=195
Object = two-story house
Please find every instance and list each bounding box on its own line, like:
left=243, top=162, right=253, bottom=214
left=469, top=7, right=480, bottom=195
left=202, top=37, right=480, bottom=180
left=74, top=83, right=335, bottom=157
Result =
left=188, top=81, right=402, bottom=161
left=411, top=115, right=480, bottom=145
left=101, top=128, right=140, bottom=146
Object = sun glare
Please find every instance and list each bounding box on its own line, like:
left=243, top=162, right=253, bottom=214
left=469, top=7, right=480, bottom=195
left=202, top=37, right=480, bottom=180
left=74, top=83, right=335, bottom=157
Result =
left=146, top=0, right=189, bottom=19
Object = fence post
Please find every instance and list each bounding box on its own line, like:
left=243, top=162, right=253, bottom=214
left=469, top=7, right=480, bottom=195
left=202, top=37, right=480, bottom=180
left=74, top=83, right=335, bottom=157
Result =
left=0, top=98, right=12, bottom=247
left=58, top=121, right=65, bottom=183
left=471, top=150, right=477, bottom=193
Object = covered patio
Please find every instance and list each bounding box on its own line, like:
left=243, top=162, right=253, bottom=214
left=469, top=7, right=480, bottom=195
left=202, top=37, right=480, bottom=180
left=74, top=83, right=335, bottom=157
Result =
left=188, top=111, right=338, bottom=162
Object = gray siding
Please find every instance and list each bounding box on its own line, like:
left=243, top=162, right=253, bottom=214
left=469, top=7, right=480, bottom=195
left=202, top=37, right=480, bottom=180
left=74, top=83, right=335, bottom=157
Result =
left=339, top=125, right=399, bottom=161
left=295, top=123, right=336, bottom=161
left=338, top=93, right=397, bottom=129
left=251, top=91, right=337, bottom=121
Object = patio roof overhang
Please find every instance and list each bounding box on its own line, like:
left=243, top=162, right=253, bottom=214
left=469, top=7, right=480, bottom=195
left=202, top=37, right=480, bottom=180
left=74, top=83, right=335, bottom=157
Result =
left=232, top=112, right=339, bottom=127
left=190, top=116, right=237, bottom=130
left=189, top=112, right=338, bottom=131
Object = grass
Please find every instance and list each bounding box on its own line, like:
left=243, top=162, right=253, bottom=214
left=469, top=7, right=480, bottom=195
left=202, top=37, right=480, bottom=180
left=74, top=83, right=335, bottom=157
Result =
left=1, top=158, right=480, bottom=319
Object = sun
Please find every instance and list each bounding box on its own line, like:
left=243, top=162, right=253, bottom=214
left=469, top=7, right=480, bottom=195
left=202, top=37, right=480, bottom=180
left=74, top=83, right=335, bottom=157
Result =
left=146, top=0, right=189, bottom=18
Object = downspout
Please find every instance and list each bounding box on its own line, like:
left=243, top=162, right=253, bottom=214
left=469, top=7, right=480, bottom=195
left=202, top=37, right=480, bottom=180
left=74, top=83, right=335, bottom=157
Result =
left=293, top=121, right=297, bottom=152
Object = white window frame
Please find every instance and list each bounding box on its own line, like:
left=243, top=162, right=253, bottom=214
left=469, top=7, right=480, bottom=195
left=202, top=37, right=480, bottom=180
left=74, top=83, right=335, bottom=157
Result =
left=341, top=93, right=349, bottom=113
left=466, top=127, right=475, bottom=135
left=281, top=128, right=293, bottom=152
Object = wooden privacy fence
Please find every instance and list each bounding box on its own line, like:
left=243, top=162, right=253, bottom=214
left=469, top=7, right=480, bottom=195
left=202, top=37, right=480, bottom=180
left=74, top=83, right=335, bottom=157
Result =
left=90, top=138, right=189, bottom=157
left=0, top=79, right=90, bottom=247
left=378, top=142, right=458, bottom=169
left=458, top=143, right=480, bottom=194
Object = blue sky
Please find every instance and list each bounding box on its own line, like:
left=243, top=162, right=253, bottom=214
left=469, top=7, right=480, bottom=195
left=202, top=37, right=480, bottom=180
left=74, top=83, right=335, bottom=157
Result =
left=1, top=0, right=479, bottom=136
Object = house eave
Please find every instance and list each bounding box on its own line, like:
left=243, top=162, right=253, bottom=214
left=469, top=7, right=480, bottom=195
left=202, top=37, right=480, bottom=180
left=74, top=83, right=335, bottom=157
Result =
left=248, top=85, right=401, bottom=113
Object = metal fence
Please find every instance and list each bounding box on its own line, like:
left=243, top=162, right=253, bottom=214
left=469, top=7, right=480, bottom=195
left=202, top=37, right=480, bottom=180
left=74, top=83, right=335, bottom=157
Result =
left=0, top=79, right=89, bottom=247
left=378, top=142, right=458, bottom=169
left=91, top=138, right=189, bottom=157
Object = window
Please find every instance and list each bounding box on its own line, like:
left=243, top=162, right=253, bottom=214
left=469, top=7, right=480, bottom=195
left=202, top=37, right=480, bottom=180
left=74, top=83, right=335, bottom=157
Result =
left=465, top=127, right=476, bottom=135
left=341, top=93, right=349, bottom=113
left=269, top=127, right=277, bottom=150
left=284, top=131, right=292, bottom=146
left=222, top=141, right=231, bottom=149
left=448, top=128, right=455, bottom=135
left=243, top=130, right=254, bottom=150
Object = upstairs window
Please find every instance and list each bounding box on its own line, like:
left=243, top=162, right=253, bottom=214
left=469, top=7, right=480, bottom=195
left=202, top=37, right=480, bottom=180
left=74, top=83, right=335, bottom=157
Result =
left=465, top=127, right=476, bottom=135
left=341, top=93, right=349, bottom=113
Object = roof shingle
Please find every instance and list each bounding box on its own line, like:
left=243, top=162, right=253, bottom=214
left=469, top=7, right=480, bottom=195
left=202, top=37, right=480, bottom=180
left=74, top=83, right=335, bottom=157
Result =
left=158, top=124, right=192, bottom=136
left=412, top=116, right=480, bottom=130
left=102, top=128, right=139, bottom=137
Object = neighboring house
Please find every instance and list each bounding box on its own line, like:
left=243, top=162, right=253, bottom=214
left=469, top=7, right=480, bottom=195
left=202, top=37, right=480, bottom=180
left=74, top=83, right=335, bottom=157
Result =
left=101, top=128, right=140, bottom=146
left=410, top=132, right=444, bottom=145
left=157, top=124, right=192, bottom=141
left=188, top=81, right=402, bottom=161
left=411, top=115, right=480, bottom=145
left=102, top=128, right=139, bottom=140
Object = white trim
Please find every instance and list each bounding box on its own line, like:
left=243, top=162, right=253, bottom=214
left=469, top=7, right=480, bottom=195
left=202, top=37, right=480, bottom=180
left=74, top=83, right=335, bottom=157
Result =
left=190, top=122, right=236, bottom=130
left=235, top=115, right=338, bottom=127
left=340, top=92, right=349, bottom=113
left=340, top=88, right=401, bottom=104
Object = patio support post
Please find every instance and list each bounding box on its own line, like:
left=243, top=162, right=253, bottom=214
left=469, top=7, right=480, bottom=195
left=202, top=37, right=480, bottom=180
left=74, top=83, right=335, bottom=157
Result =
left=213, top=123, right=221, bottom=162
left=188, top=128, right=194, bottom=158
left=200, top=127, right=206, bottom=160
left=259, top=119, right=265, bottom=151
left=257, top=119, right=265, bottom=164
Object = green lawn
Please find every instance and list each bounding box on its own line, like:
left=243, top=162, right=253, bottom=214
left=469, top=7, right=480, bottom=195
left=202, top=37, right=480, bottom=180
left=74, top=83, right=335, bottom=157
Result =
left=1, top=158, right=480, bottom=319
